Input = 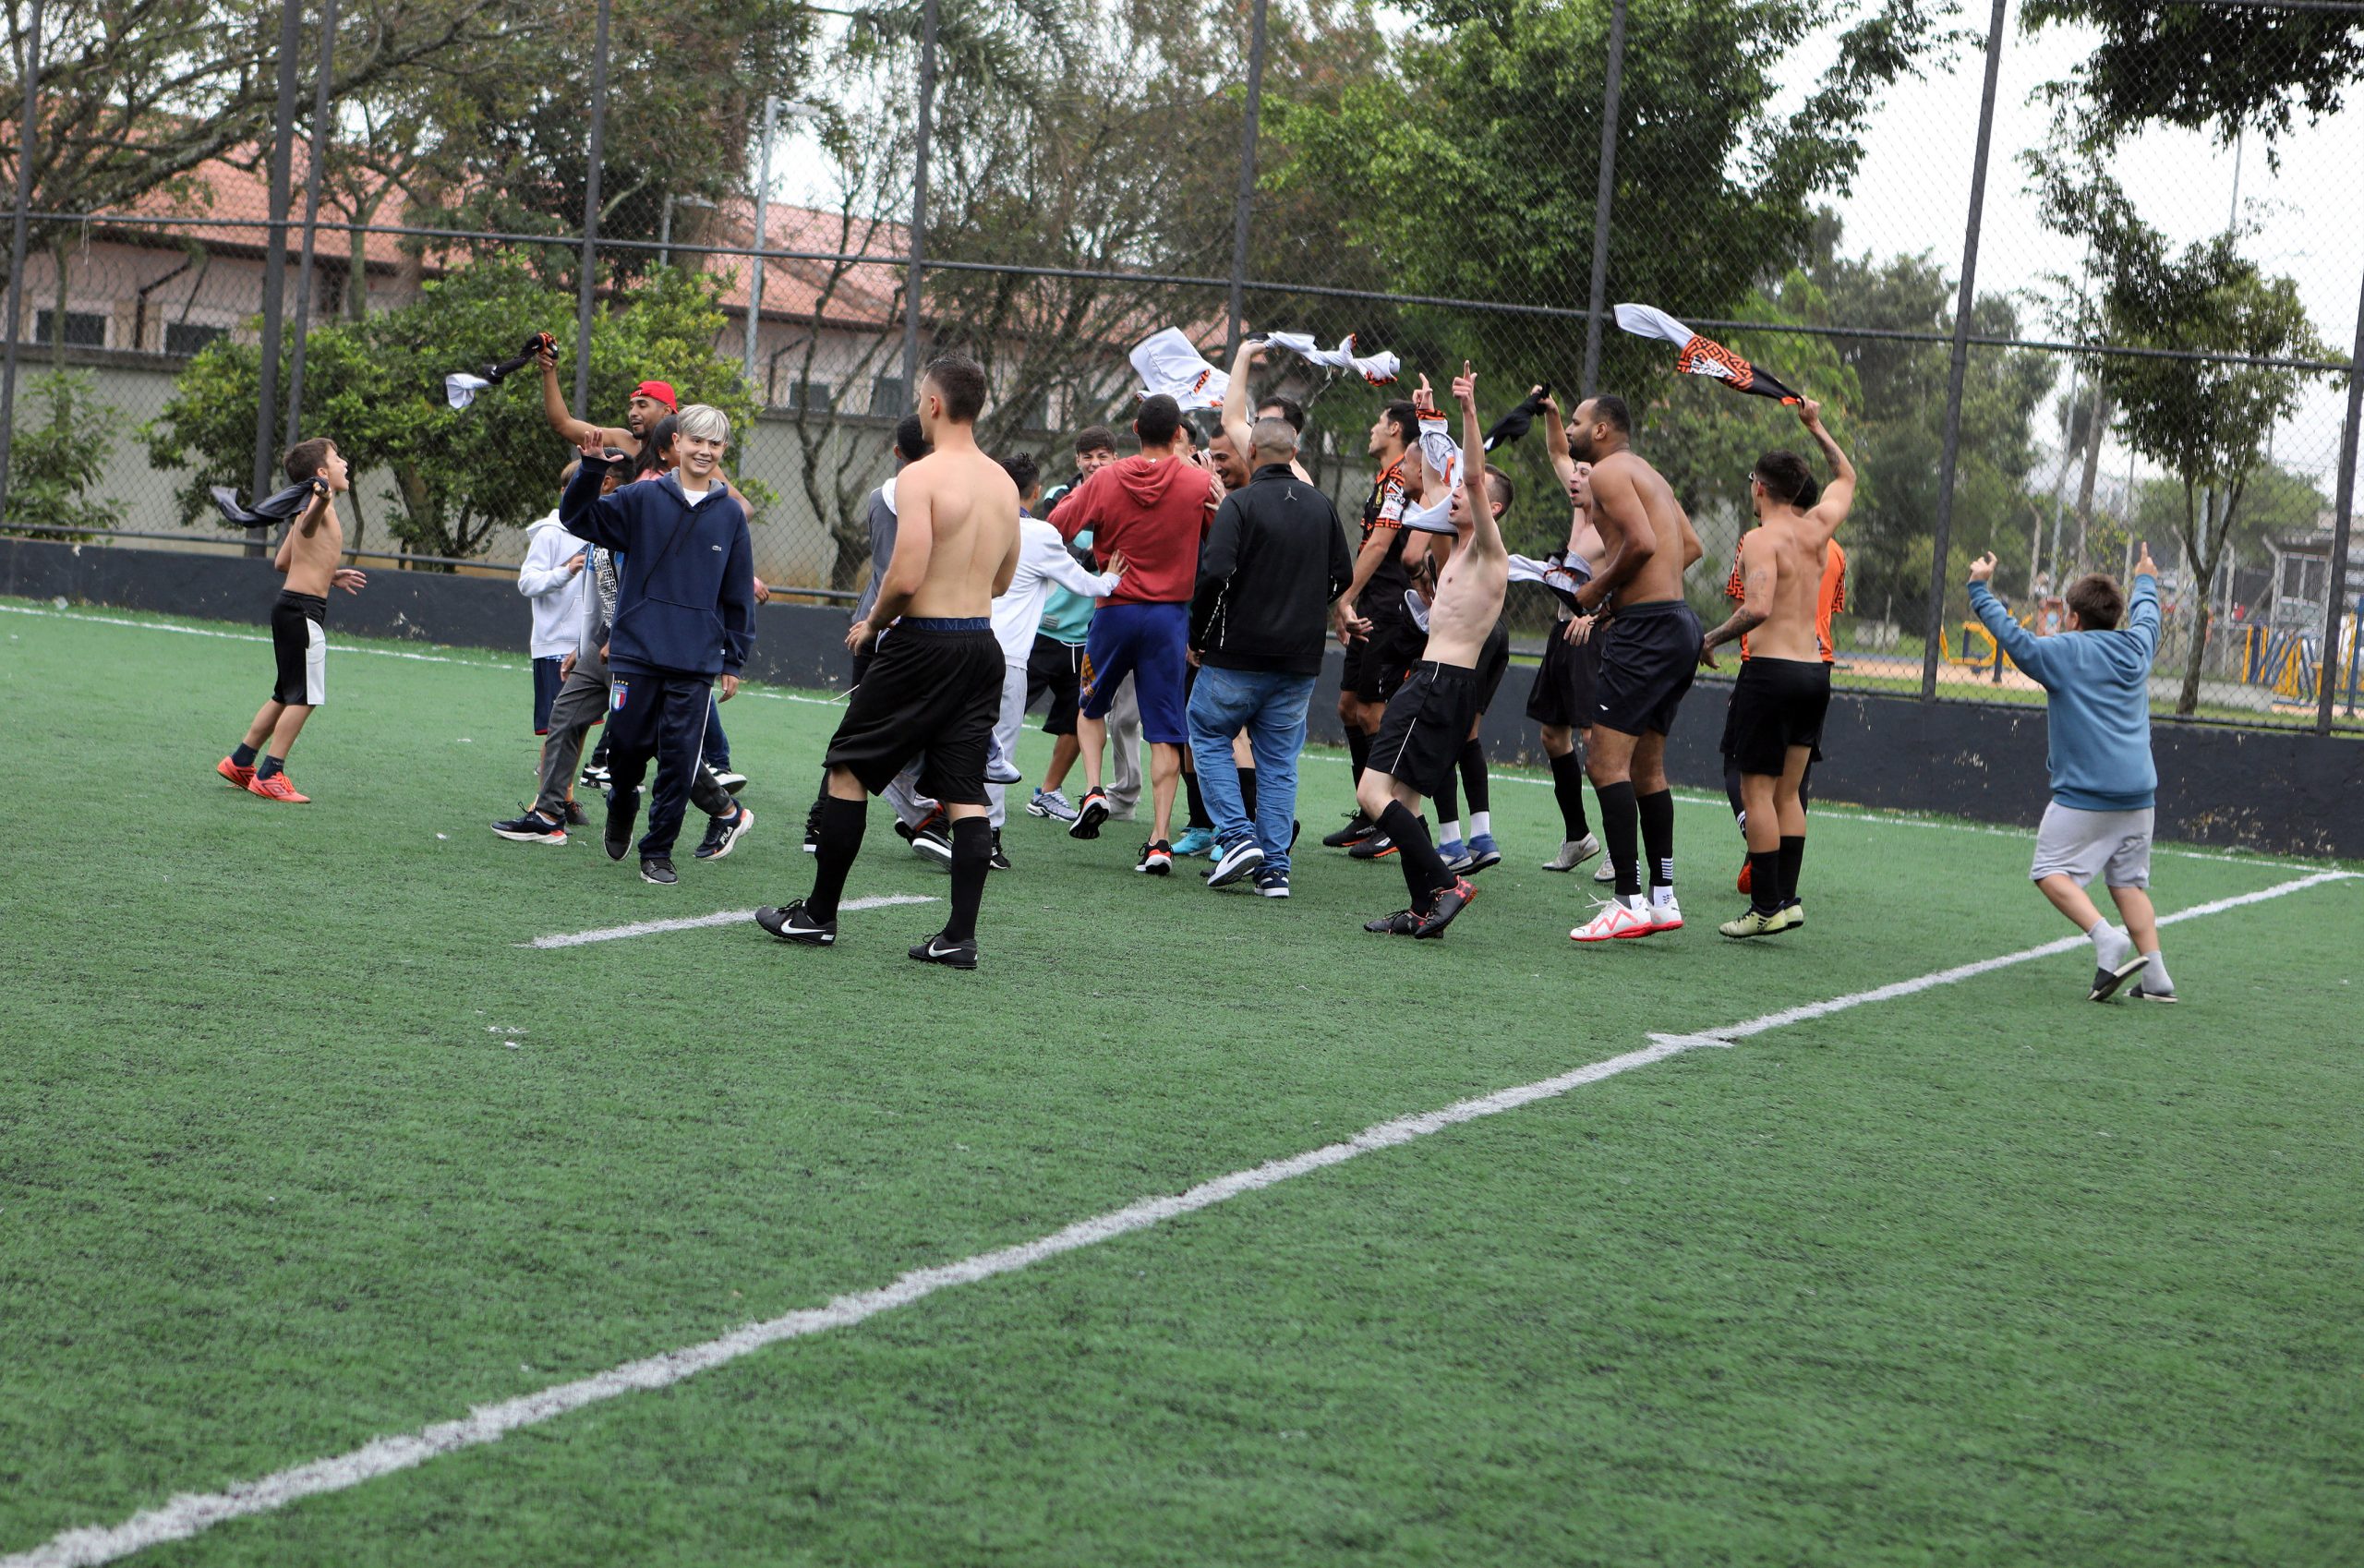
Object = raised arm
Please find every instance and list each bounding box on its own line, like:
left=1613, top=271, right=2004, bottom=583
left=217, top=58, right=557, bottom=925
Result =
left=296, top=478, right=332, bottom=537
left=1538, top=391, right=1575, bottom=487
left=537, top=347, right=633, bottom=450
left=1798, top=399, right=1857, bottom=527
left=1452, top=362, right=1504, bottom=560
left=1967, top=553, right=2047, bottom=677
left=1223, top=333, right=1260, bottom=461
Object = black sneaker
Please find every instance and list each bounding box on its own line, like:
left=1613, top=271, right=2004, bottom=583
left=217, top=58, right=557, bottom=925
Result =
left=562, top=800, right=591, bottom=827
left=491, top=808, right=567, bottom=845
left=907, top=930, right=979, bottom=970
left=1069, top=789, right=1111, bottom=840
left=755, top=899, right=835, bottom=946
left=1135, top=839, right=1174, bottom=875
left=988, top=829, right=1011, bottom=871
left=1322, top=812, right=1376, bottom=849
left=603, top=786, right=640, bottom=862
left=802, top=802, right=821, bottom=855
left=1413, top=876, right=1478, bottom=939
left=1254, top=868, right=1290, bottom=899
left=1348, top=828, right=1403, bottom=861
left=639, top=856, right=678, bottom=885
left=712, top=767, right=748, bottom=794
left=694, top=805, right=754, bottom=860
left=1207, top=836, right=1265, bottom=888
left=1364, top=909, right=1420, bottom=935
left=908, top=815, right=952, bottom=871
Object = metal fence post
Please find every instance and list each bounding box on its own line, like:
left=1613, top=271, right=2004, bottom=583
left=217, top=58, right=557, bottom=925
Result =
left=573, top=0, right=611, bottom=420
left=1224, top=0, right=1271, bottom=362
left=743, top=93, right=777, bottom=390
left=249, top=0, right=305, bottom=537
left=899, top=0, right=939, bottom=404
left=0, top=0, right=44, bottom=524
left=283, top=0, right=338, bottom=450
left=1919, top=0, right=2008, bottom=702
left=1579, top=0, right=1627, bottom=393
left=2318, top=265, right=2364, bottom=732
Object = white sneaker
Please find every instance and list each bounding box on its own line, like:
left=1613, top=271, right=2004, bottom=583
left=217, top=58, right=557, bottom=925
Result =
left=1592, top=857, right=1618, bottom=884
left=1571, top=899, right=1655, bottom=943
left=1645, top=893, right=1683, bottom=933
left=1541, top=834, right=1602, bottom=873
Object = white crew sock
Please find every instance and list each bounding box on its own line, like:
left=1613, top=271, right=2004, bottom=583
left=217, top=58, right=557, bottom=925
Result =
left=1470, top=810, right=1491, bottom=839
left=2141, top=950, right=2173, bottom=992
left=2087, top=918, right=2132, bottom=970
left=1440, top=819, right=1462, bottom=846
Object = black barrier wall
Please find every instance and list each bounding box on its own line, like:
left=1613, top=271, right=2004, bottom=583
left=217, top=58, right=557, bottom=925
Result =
left=7, top=537, right=2358, bottom=859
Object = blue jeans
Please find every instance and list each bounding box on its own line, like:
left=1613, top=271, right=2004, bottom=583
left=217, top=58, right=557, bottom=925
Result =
left=1187, top=665, right=1315, bottom=876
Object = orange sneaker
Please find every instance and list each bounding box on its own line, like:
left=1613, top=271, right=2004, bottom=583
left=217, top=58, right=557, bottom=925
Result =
left=247, top=770, right=309, bottom=803
left=217, top=756, right=256, bottom=790
left=1735, top=857, right=1752, bottom=895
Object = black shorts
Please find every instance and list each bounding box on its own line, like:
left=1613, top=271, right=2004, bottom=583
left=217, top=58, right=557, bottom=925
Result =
left=1524, top=618, right=1601, bottom=730
left=1345, top=604, right=1422, bottom=703
left=1474, top=622, right=1512, bottom=716
left=1720, top=657, right=1833, bottom=777
left=270, top=591, right=328, bottom=706
left=1026, top=633, right=1084, bottom=736
left=1368, top=661, right=1480, bottom=800
left=1594, top=599, right=1702, bottom=738
left=825, top=618, right=1005, bottom=806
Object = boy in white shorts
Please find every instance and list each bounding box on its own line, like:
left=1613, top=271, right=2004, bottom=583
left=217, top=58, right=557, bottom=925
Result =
left=1969, top=542, right=2175, bottom=1003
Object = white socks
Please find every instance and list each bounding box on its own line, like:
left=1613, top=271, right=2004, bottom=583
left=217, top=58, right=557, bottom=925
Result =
left=1469, top=811, right=1491, bottom=839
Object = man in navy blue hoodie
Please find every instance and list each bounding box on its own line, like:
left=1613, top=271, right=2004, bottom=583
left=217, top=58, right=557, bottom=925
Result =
left=561, top=404, right=757, bottom=885
left=1970, top=542, right=2174, bottom=1003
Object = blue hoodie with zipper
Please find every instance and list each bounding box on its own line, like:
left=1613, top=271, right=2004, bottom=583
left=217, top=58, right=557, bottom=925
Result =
left=561, top=458, right=755, bottom=680
left=1970, top=573, right=2160, bottom=811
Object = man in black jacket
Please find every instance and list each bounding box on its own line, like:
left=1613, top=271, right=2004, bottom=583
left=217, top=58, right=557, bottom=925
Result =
left=561, top=404, right=757, bottom=886
left=1185, top=416, right=1356, bottom=898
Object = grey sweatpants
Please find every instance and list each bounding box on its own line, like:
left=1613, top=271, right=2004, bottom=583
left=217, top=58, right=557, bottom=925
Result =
left=1104, top=672, right=1144, bottom=818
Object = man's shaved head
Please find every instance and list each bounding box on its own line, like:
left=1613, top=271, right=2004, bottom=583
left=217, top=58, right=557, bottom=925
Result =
left=1249, top=416, right=1299, bottom=464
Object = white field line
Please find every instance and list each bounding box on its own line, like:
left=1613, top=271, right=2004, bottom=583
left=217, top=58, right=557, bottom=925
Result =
left=523, top=894, right=938, bottom=948
left=10, top=867, right=2353, bottom=1568
left=0, top=603, right=846, bottom=704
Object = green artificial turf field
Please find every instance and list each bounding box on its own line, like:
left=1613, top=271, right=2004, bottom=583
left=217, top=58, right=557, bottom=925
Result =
left=5, top=595, right=2362, bottom=1567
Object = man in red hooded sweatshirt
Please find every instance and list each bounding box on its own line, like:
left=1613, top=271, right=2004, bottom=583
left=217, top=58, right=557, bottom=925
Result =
left=1047, top=392, right=1217, bottom=873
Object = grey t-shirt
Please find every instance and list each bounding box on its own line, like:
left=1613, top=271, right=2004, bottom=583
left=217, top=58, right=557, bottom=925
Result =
left=850, top=480, right=899, bottom=625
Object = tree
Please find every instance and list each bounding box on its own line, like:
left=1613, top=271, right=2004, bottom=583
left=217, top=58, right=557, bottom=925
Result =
left=143, top=258, right=768, bottom=561
left=2034, top=163, right=2326, bottom=714
left=1, top=370, right=127, bottom=538
left=2023, top=0, right=2364, bottom=150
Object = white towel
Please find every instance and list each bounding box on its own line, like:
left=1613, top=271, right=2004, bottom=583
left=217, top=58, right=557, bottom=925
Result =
left=1257, top=330, right=1400, bottom=386
left=444, top=372, right=490, bottom=410
left=1129, top=328, right=1229, bottom=408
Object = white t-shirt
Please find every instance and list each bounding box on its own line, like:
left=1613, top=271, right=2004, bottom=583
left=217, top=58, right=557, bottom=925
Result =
left=990, top=516, right=1121, bottom=660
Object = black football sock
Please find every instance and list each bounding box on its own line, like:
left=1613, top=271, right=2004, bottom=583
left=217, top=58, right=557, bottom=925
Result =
left=941, top=817, right=991, bottom=943
left=231, top=742, right=259, bottom=767
left=1724, top=759, right=1746, bottom=825
left=806, top=794, right=867, bottom=923
left=256, top=754, right=284, bottom=781
left=1346, top=724, right=1371, bottom=799
left=1380, top=801, right=1452, bottom=908
left=1458, top=738, right=1490, bottom=816
left=1550, top=750, right=1589, bottom=840
left=1637, top=788, right=1676, bottom=895
left=1432, top=772, right=1460, bottom=842
left=1596, top=780, right=1639, bottom=898
left=1183, top=765, right=1212, bottom=831
left=1238, top=766, right=1257, bottom=818
left=1779, top=834, right=1805, bottom=907
left=1749, top=850, right=1783, bottom=916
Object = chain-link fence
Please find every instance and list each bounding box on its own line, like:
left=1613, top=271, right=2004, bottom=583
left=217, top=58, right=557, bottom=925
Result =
left=2, top=0, right=2358, bottom=731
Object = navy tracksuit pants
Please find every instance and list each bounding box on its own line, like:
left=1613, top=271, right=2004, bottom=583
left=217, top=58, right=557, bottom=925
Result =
left=606, top=666, right=714, bottom=858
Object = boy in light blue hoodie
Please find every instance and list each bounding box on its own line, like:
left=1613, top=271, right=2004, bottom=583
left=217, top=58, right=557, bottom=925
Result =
left=1969, top=542, right=2175, bottom=1003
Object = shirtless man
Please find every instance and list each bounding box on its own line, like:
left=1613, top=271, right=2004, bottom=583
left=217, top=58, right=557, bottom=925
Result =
left=535, top=342, right=674, bottom=459
left=1703, top=400, right=1856, bottom=937
left=215, top=438, right=367, bottom=802
left=1222, top=330, right=1314, bottom=483
left=757, top=354, right=1022, bottom=967
left=1355, top=363, right=1508, bottom=941
left=1564, top=393, right=1706, bottom=944
left=1531, top=393, right=1608, bottom=874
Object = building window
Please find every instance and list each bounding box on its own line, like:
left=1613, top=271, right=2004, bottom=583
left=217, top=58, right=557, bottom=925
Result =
left=790, top=380, right=835, bottom=414
left=869, top=375, right=906, bottom=417
left=164, top=321, right=226, bottom=356
left=34, top=308, right=106, bottom=348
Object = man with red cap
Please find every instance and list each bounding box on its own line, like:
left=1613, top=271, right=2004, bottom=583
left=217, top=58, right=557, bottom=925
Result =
left=533, top=344, right=678, bottom=457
